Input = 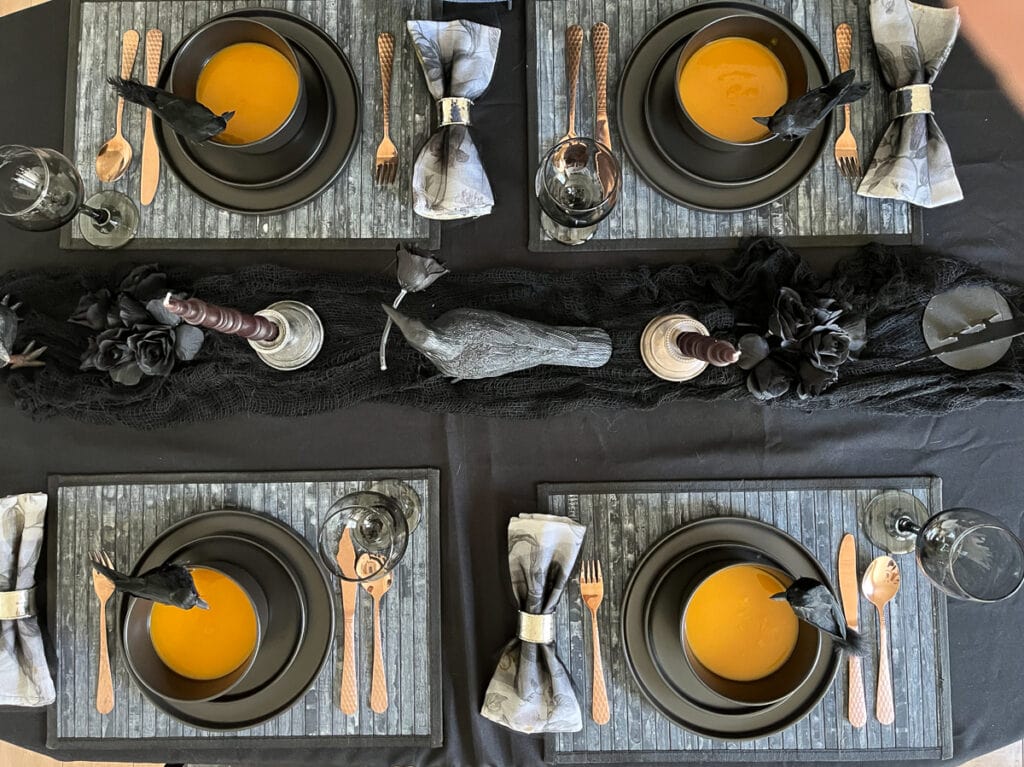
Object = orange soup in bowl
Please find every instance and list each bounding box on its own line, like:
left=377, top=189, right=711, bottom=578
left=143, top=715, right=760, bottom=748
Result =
left=684, top=563, right=798, bottom=682
left=149, top=567, right=257, bottom=680
left=196, top=41, right=300, bottom=145
left=678, top=37, right=788, bottom=144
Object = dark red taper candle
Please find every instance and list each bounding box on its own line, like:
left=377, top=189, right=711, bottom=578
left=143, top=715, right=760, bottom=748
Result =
left=676, top=332, right=740, bottom=367
left=163, top=293, right=279, bottom=342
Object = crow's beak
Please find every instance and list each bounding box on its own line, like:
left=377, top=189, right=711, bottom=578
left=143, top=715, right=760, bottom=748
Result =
left=769, top=592, right=787, bottom=601
left=195, top=597, right=210, bottom=610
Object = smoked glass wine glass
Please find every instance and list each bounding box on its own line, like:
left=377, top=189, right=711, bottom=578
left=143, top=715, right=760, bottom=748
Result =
left=0, top=144, right=138, bottom=249
left=318, top=490, right=411, bottom=583
left=536, top=137, right=619, bottom=246
left=860, top=490, right=1024, bottom=602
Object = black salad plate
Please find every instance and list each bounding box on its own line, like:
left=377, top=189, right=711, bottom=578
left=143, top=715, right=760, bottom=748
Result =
left=120, top=510, right=334, bottom=731
left=155, top=8, right=360, bottom=214
left=644, top=40, right=802, bottom=186
left=174, top=41, right=334, bottom=189
left=621, top=517, right=839, bottom=739
left=619, top=1, right=832, bottom=211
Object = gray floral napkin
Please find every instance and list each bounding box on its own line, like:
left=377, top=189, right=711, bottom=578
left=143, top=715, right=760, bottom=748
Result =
left=407, top=20, right=501, bottom=220
left=0, top=492, right=54, bottom=707
left=857, top=0, right=963, bottom=208
left=481, top=513, right=586, bottom=734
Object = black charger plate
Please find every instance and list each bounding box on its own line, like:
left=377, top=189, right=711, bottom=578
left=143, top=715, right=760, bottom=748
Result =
left=121, top=510, right=334, bottom=731
left=620, top=1, right=831, bottom=211
left=155, top=8, right=360, bottom=214
left=622, top=517, right=839, bottom=739
left=164, top=534, right=305, bottom=699
left=174, top=41, right=334, bottom=189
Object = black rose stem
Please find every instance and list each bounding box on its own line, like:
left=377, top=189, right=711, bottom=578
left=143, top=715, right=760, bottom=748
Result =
left=163, top=293, right=324, bottom=371
left=379, top=245, right=449, bottom=371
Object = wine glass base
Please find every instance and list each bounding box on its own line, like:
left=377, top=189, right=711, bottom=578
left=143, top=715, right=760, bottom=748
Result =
left=79, top=190, right=138, bottom=249
left=368, top=479, right=422, bottom=534
left=540, top=211, right=597, bottom=245
left=860, top=490, right=929, bottom=554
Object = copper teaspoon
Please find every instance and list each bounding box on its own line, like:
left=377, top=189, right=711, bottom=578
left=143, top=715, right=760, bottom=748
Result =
left=96, top=30, right=139, bottom=183
left=357, top=554, right=394, bottom=713
left=862, top=555, right=900, bottom=725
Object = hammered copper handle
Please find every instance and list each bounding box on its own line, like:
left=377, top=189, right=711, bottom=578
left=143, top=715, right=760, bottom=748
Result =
left=564, top=24, right=584, bottom=138
left=377, top=32, right=394, bottom=137
left=369, top=594, right=388, bottom=713
left=847, top=654, right=867, bottom=728
left=140, top=28, right=163, bottom=206
left=592, top=23, right=609, bottom=114
left=589, top=610, right=609, bottom=724
left=95, top=599, right=114, bottom=715
left=875, top=605, right=895, bottom=725
left=116, top=30, right=140, bottom=136
left=340, top=612, right=358, bottom=714
left=835, top=24, right=854, bottom=131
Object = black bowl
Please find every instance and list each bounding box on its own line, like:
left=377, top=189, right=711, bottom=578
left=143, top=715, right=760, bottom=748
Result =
left=680, top=561, right=821, bottom=707
left=169, top=17, right=308, bottom=154
left=674, top=14, right=808, bottom=151
left=123, top=562, right=269, bottom=703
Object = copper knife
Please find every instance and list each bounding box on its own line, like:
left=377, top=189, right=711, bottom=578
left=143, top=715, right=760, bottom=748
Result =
left=592, top=22, right=611, bottom=151
left=335, top=527, right=359, bottom=715
left=140, top=28, right=162, bottom=206
left=838, top=533, right=867, bottom=728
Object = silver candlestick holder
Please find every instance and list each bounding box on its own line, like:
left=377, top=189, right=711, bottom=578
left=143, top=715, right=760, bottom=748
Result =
left=247, top=301, right=324, bottom=371
left=640, top=314, right=739, bottom=382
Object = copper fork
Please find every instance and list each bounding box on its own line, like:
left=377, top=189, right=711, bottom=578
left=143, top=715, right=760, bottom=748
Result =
left=834, top=23, right=861, bottom=178
left=89, top=550, right=115, bottom=715
left=374, top=32, right=399, bottom=185
left=580, top=560, right=609, bottom=725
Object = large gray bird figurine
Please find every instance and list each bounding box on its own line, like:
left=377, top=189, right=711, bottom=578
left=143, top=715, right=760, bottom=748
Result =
left=0, top=295, right=45, bottom=369
left=381, top=305, right=612, bottom=380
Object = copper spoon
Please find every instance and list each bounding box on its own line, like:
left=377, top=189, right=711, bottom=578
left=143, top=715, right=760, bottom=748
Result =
left=862, top=556, right=900, bottom=725
left=357, top=554, right=394, bottom=714
left=96, top=30, right=140, bottom=183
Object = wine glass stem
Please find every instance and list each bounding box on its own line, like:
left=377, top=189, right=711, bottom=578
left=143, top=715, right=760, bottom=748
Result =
left=79, top=204, right=111, bottom=226
left=894, top=515, right=921, bottom=536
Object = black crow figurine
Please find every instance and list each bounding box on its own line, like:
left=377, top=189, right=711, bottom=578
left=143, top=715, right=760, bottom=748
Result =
left=107, top=77, right=234, bottom=143
left=0, top=294, right=45, bottom=369
left=88, top=555, right=209, bottom=610
left=754, top=69, right=871, bottom=141
left=381, top=304, right=612, bottom=380
left=770, top=576, right=866, bottom=655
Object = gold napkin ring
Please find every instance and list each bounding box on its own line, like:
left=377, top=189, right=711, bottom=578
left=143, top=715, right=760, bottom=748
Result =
left=517, top=610, right=555, bottom=644
left=892, top=84, right=933, bottom=118
left=437, top=97, right=473, bottom=127
left=0, top=587, right=35, bottom=620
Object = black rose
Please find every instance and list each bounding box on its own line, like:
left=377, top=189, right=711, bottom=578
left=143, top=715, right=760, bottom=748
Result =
left=70, top=288, right=113, bottom=331
left=801, top=329, right=852, bottom=372
left=127, top=326, right=176, bottom=377
left=119, top=264, right=169, bottom=302
left=117, top=294, right=152, bottom=327
left=746, top=357, right=795, bottom=401
left=81, top=327, right=132, bottom=371
left=768, top=287, right=814, bottom=345
left=797, top=360, right=839, bottom=399
left=395, top=245, right=448, bottom=293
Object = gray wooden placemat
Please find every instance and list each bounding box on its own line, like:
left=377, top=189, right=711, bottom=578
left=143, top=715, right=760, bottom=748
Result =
left=539, top=478, right=952, bottom=763
left=62, top=0, right=440, bottom=250
left=527, top=0, right=920, bottom=251
left=46, top=469, right=441, bottom=749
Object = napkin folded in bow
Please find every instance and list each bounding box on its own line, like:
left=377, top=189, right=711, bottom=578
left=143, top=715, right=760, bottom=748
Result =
left=0, top=492, right=54, bottom=707
left=481, top=513, right=585, bottom=734
left=857, top=0, right=963, bottom=208
left=407, top=20, right=501, bottom=220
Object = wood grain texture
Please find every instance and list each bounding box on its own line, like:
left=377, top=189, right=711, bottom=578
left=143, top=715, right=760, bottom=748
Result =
left=539, top=478, right=952, bottom=763
left=65, top=0, right=437, bottom=249
left=529, top=0, right=915, bottom=250
left=51, top=472, right=439, bottom=746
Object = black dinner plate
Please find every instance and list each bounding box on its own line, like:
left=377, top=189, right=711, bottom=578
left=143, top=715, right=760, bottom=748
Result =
left=621, top=517, right=839, bottom=739
left=120, top=510, right=335, bottom=731
left=173, top=41, right=334, bottom=189
left=163, top=534, right=305, bottom=700
left=643, top=40, right=802, bottom=186
left=619, top=1, right=831, bottom=211
left=155, top=8, right=360, bottom=214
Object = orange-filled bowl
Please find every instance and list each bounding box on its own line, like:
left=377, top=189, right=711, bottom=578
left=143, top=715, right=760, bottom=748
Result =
left=123, top=563, right=268, bottom=703
left=679, top=561, right=821, bottom=706
left=674, top=14, right=808, bottom=152
left=169, top=17, right=308, bottom=154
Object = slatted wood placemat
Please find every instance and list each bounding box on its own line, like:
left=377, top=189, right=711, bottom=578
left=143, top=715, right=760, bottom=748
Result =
left=527, top=0, right=920, bottom=251
left=62, top=0, right=440, bottom=250
left=46, top=469, right=441, bottom=750
left=539, top=478, right=952, bottom=763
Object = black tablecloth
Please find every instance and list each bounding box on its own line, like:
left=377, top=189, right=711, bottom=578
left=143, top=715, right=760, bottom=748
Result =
left=1, top=1, right=1023, bottom=765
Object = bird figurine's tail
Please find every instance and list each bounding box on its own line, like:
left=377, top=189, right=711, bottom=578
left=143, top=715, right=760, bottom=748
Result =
left=771, top=577, right=868, bottom=656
